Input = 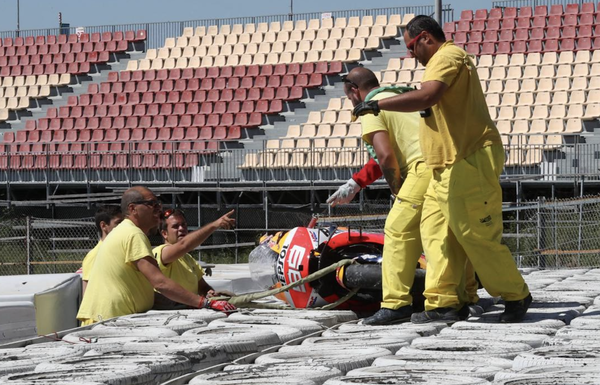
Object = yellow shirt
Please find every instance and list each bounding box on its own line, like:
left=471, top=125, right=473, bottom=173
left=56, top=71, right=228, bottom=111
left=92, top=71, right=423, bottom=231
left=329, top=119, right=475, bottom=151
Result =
left=421, top=41, right=501, bottom=169
left=153, top=244, right=205, bottom=294
left=361, top=91, right=423, bottom=178
left=81, top=240, right=101, bottom=281
left=77, top=219, right=154, bottom=323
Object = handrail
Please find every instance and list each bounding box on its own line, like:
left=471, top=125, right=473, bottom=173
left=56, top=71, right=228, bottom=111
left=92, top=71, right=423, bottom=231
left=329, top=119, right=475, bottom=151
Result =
left=1, top=5, right=454, bottom=49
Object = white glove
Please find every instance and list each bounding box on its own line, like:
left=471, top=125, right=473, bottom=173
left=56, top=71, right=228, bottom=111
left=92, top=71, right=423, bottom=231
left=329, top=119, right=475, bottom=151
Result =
left=326, top=178, right=361, bottom=207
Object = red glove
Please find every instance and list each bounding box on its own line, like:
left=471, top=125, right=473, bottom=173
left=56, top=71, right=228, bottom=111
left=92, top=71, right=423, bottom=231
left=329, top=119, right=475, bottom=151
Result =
left=209, top=300, right=237, bottom=313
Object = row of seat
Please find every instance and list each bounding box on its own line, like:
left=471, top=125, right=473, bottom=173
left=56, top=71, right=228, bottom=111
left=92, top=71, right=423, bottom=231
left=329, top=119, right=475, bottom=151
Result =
left=186, top=15, right=407, bottom=37
left=0, top=51, right=112, bottom=68
left=5, top=126, right=242, bottom=144
left=115, top=61, right=342, bottom=82
left=0, top=30, right=146, bottom=49
left=284, top=122, right=361, bottom=139
left=477, top=64, right=600, bottom=80
left=91, top=74, right=322, bottom=94
left=452, top=14, right=597, bottom=33
left=0, top=151, right=206, bottom=171
left=491, top=105, right=593, bottom=125
left=460, top=4, right=597, bottom=21
left=45, top=100, right=282, bottom=121
left=160, top=25, right=395, bottom=52
left=0, top=41, right=128, bottom=58
left=240, top=149, right=368, bottom=169
left=496, top=117, right=583, bottom=135
left=0, top=62, right=93, bottom=77
left=31, top=112, right=262, bottom=131
left=146, top=36, right=383, bottom=61
left=460, top=37, right=596, bottom=55
left=485, top=90, right=600, bottom=106
left=451, top=25, right=600, bottom=45
left=474, top=51, right=600, bottom=67
left=127, top=48, right=363, bottom=70
left=0, top=73, right=71, bottom=88
left=66, top=87, right=305, bottom=106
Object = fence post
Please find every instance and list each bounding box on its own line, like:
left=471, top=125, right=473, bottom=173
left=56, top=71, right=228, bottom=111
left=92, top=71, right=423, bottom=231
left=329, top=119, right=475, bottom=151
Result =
left=26, top=216, right=31, bottom=275
left=536, top=197, right=547, bottom=268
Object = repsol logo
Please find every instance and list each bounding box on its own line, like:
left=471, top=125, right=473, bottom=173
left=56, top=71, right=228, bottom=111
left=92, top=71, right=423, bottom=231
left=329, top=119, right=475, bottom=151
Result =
left=275, top=244, right=307, bottom=293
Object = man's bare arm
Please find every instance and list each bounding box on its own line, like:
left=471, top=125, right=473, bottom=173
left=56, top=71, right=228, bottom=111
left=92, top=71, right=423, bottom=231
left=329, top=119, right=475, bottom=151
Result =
left=135, top=256, right=205, bottom=308
left=161, top=210, right=235, bottom=265
left=376, top=81, right=449, bottom=112
left=367, top=131, right=402, bottom=196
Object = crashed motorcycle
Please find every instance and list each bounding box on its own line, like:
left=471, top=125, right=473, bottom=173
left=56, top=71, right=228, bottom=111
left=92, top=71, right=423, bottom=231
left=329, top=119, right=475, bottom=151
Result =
left=249, top=218, right=425, bottom=313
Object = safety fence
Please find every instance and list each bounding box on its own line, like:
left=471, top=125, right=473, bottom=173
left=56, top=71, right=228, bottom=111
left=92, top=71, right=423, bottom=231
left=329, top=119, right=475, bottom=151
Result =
left=504, top=195, right=600, bottom=269
left=0, top=5, right=454, bottom=50
left=1, top=193, right=600, bottom=276
left=492, top=0, right=591, bottom=9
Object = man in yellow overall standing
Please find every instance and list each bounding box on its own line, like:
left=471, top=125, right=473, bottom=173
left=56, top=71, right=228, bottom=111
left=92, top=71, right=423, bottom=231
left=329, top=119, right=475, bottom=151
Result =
left=353, top=15, right=531, bottom=323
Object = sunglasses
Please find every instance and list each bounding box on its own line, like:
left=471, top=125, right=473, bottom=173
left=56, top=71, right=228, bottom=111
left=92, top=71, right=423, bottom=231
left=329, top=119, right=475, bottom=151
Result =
left=132, top=199, right=162, bottom=209
left=341, top=74, right=359, bottom=89
left=162, top=208, right=185, bottom=219
left=406, top=31, right=426, bottom=52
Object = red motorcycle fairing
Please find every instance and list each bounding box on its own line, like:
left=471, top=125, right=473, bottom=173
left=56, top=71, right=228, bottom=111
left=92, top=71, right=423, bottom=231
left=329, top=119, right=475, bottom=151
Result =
left=274, top=226, right=384, bottom=310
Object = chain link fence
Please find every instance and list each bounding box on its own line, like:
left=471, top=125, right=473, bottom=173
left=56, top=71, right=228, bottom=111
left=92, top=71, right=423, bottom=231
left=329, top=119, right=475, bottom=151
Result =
left=1, top=193, right=600, bottom=276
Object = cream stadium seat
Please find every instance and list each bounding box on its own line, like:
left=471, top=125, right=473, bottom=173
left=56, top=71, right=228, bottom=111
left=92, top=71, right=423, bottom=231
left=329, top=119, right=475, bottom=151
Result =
left=401, top=14, right=415, bottom=26
left=565, top=118, right=582, bottom=133
left=316, top=124, right=332, bottom=137
left=517, top=92, right=534, bottom=106
left=207, top=25, right=219, bottom=36
left=547, top=119, right=565, bottom=133
left=574, top=50, right=590, bottom=64
left=332, top=124, right=348, bottom=137
left=525, top=53, right=542, bottom=66
left=535, top=92, right=552, bottom=105
left=285, top=125, right=301, bottom=138
left=530, top=120, right=547, bottom=134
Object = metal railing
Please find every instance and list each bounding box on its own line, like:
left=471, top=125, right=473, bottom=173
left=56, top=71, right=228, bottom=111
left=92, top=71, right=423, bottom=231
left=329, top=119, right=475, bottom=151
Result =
left=0, top=134, right=599, bottom=187
left=492, top=0, right=589, bottom=9
left=0, top=5, right=454, bottom=50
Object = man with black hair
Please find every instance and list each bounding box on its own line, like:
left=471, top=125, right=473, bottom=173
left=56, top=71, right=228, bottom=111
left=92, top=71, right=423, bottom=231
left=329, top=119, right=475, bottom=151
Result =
left=153, top=208, right=236, bottom=309
left=339, top=66, right=431, bottom=325
left=80, top=205, right=123, bottom=297
left=352, top=15, right=531, bottom=323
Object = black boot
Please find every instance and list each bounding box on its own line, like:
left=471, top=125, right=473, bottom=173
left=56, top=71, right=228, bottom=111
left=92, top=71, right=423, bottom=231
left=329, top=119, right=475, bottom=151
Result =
left=411, top=306, right=465, bottom=324
left=362, top=306, right=413, bottom=326
left=499, top=293, right=532, bottom=323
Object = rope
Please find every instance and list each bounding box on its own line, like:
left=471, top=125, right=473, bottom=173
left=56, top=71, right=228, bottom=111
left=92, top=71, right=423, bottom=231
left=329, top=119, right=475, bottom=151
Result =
left=218, top=258, right=358, bottom=309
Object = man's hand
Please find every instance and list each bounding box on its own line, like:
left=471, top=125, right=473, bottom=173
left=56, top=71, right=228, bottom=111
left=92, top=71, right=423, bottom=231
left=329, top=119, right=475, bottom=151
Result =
left=209, top=300, right=237, bottom=313
left=215, top=210, right=235, bottom=230
left=326, top=178, right=361, bottom=207
left=353, top=100, right=380, bottom=118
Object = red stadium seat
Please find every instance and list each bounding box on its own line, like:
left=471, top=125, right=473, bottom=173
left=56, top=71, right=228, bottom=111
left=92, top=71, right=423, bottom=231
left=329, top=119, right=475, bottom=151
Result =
left=456, top=20, right=470, bottom=32
left=560, top=38, right=575, bottom=51
left=547, top=15, right=561, bottom=27
left=563, top=14, right=577, bottom=26
left=580, top=2, right=594, bottom=13
left=549, top=4, right=563, bottom=15
left=471, top=19, right=486, bottom=31
left=515, top=17, right=530, bottom=29
left=580, top=14, right=594, bottom=26
left=497, top=41, right=511, bottom=54
left=513, top=40, right=527, bottom=53
left=500, top=18, right=515, bottom=30
left=528, top=39, right=543, bottom=52
left=577, top=37, right=592, bottom=51
left=465, top=43, right=480, bottom=55
left=545, top=27, right=560, bottom=39
left=443, top=22, right=455, bottom=33
left=483, top=31, right=498, bottom=42
left=454, top=32, right=467, bottom=44
left=499, top=29, right=513, bottom=42
left=514, top=28, right=529, bottom=41
left=531, top=16, right=546, bottom=28
left=544, top=39, right=559, bottom=52
left=504, top=7, right=518, bottom=18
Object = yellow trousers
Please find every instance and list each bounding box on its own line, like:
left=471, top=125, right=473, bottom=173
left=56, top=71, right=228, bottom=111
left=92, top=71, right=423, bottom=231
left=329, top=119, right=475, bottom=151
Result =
left=381, top=161, right=431, bottom=309
left=420, top=144, right=529, bottom=310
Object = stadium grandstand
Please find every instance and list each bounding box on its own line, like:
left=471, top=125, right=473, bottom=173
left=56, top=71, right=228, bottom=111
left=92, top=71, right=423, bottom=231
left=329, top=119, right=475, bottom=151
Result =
left=2, top=0, right=600, bottom=274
